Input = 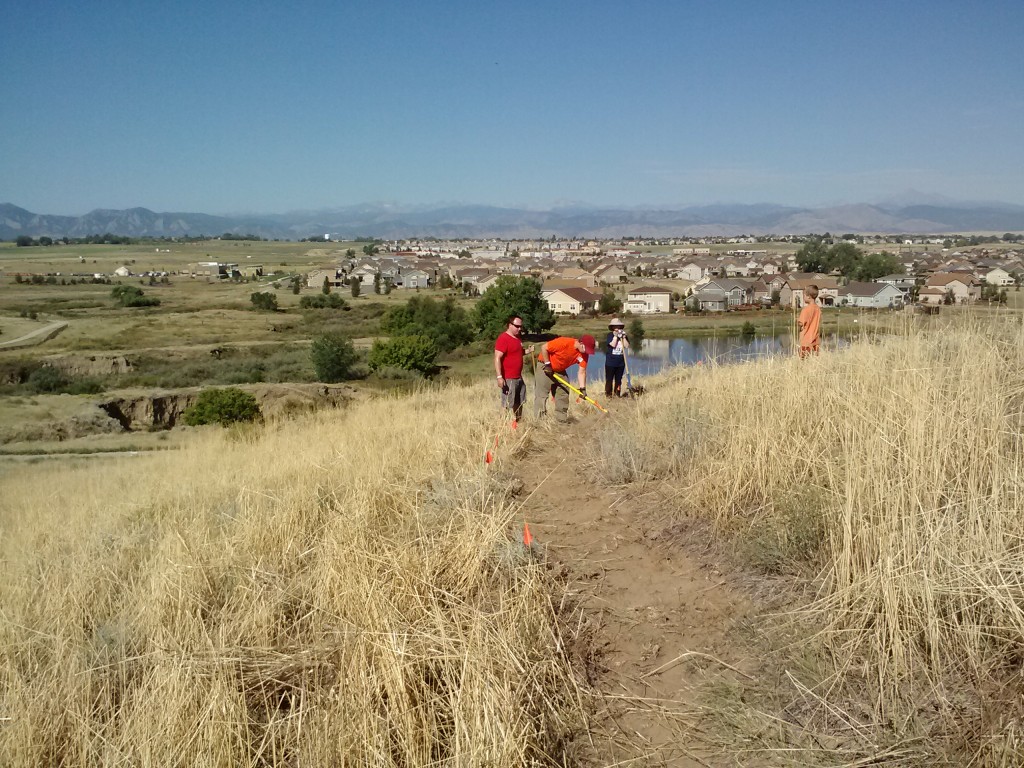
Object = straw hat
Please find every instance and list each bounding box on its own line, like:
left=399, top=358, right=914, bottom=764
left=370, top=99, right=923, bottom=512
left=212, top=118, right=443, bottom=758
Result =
left=608, top=317, right=625, bottom=327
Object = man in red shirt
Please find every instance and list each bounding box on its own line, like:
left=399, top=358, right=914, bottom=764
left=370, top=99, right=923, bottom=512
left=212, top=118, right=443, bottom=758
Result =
left=534, top=334, right=596, bottom=421
left=494, top=315, right=526, bottom=420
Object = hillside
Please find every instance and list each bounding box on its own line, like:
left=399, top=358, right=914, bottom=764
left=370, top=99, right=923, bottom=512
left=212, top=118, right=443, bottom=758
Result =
left=4, top=322, right=1024, bottom=765
left=4, top=199, right=1024, bottom=239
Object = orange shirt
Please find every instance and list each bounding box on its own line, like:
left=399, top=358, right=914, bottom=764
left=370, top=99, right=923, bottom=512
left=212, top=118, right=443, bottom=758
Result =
left=798, top=302, right=821, bottom=348
left=540, top=337, right=588, bottom=372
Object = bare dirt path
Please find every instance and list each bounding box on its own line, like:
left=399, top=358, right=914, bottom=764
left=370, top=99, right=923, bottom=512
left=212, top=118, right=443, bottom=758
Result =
left=512, top=408, right=760, bottom=766
left=0, top=320, right=67, bottom=349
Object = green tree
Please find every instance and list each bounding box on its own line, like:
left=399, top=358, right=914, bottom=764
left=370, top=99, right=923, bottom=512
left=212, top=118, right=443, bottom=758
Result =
left=851, top=251, right=903, bottom=281
left=827, top=242, right=861, bottom=276
left=345, top=248, right=356, bottom=258
left=381, top=295, right=474, bottom=353
left=322, top=276, right=331, bottom=295
left=349, top=277, right=361, bottom=297
left=374, top=271, right=382, bottom=294
left=291, top=276, right=301, bottom=295
left=367, top=334, right=438, bottom=375
left=250, top=292, right=279, bottom=311
left=472, top=276, right=555, bottom=340
left=15, top=235, right=33, bottom=247
left=310, top=332, right=359, bottom=382
left=362, top=242, right=379, bottom=256
left=795, top=238, right=830, bottom=272
left=598, top=289, right=623, bottom=315
left=183, top=387, right=261, bottom=426
left=627, top=318, right=646, bottom=347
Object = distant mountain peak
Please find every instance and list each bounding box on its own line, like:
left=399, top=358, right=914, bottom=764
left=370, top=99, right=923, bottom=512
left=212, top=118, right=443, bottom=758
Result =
left=2, top=199, right=1022, bottom=240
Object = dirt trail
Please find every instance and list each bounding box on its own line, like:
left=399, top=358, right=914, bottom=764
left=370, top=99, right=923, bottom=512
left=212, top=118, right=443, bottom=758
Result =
left=512, top=407, right=758, bottom=766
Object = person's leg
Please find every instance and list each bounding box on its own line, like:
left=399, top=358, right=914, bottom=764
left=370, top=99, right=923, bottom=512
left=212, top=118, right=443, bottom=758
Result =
left=534, top=371, right=550, bottom=418
left=553, top=376, right=570, bottom=421
left=510, top=378, right=525, bottom=421
left=612, top=366, right=623, bottom=396
left=604, top=365, right=614, bottom=397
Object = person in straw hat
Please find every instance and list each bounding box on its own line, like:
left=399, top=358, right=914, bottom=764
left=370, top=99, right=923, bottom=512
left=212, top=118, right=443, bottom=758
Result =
left=604, top=318, right=630, bottom=398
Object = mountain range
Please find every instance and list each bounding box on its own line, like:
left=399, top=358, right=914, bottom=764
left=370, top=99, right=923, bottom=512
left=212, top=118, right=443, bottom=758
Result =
left=3, top=200, right=1024, bottom=240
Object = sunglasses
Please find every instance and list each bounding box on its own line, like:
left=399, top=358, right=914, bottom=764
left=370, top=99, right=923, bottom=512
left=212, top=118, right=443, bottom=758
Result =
left=511, top=323, right=523, bottom=328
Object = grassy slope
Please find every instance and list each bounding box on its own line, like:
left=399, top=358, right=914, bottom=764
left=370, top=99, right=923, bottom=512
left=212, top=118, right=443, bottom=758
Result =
left=590, top=316, right=1024, bottom=764
left=0, top=386, right=588, bottom=765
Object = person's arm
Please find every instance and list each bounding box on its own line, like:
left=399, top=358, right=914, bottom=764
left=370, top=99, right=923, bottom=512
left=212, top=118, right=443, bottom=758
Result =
left=577, top=362, right=587, bottom=392
left=494, top=347, right=505, bottom=388
left=538, top=342, right=553, bottom=376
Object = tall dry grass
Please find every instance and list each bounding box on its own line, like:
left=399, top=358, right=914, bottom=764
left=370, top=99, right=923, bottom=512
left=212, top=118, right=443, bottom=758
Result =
left=591, top=316, right=1024, bottom=763
left=0, top=386, right=587, bottom=765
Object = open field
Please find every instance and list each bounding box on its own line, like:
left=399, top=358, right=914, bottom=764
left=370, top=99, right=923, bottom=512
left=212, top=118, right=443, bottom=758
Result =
left=5, top=322, right=1024, bottom=764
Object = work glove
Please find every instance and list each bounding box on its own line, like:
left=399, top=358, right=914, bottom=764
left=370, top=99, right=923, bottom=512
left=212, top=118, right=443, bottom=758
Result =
left=579, top=387, right=587, bottom=399
left=542, top=363, right=553, bottom=378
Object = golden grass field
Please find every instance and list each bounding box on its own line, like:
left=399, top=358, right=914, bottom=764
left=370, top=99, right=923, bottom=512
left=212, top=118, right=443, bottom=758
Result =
left=589, top=316, right=1024, bottom=764
left=4, top=317, right=1024, bottom=765
left=0, top=387, right=590, bottom=765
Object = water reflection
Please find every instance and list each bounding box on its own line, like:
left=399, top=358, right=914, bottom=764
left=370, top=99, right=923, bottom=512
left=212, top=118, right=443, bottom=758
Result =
left=587, top=333, right=844, bottom=379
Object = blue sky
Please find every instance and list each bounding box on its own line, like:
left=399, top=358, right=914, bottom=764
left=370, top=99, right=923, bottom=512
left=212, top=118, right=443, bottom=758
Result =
left=2, top=0, right=1022, bottom=214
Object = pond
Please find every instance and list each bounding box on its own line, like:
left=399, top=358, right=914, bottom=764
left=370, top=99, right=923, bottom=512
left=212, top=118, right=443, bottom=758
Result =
left=583, top=333, right=847, bottom=379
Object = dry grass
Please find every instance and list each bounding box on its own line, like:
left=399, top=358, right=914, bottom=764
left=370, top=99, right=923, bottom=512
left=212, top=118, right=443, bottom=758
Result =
left=0, top=385, right=588, bottom=765
left=590, top=315, right=1024, bottom=764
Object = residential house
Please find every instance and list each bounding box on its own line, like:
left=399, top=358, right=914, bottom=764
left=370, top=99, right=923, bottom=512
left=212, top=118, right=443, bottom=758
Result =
left=924, top=272, right=981, bottom=303
left=876, top=273, right=917, bottom=297
left=399, top=268, right=430, bottom=289
left=676, top=261, right=705, bottom=282
left=593, top=263, right=628, bottom=284
left=837, top=282, right=905, bottom=309
left=782, top=274, right=839, bottom=307
left=306, top=267, right=346, bottom=289
left=626, top=286, right=673, bottom=314
left=541, top=286, right=601, bottom=315
left=702, top=278, right=755, bottom=307
left=983, top=266, right=1014, bottom=286
left=692, top=288, right=728, bottom=312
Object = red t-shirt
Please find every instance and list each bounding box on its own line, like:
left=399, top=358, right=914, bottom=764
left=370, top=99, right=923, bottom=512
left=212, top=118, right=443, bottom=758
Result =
left=495, top=332, right=524, bottom=378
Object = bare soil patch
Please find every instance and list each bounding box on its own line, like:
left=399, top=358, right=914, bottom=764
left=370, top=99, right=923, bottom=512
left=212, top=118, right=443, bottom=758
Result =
left=510, top=408, right=761, bottom=765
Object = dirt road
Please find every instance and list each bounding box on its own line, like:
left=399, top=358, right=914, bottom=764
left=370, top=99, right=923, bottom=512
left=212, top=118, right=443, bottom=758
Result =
left=0, top=320, right=68, bottom=349
left=511, top=409, right=759, bottom=766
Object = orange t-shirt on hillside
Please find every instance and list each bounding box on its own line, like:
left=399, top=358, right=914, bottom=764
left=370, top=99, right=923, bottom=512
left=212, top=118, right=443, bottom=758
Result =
left=798, top=302, right=821, bottom=350
left=539, top=337, right=588, bottom=373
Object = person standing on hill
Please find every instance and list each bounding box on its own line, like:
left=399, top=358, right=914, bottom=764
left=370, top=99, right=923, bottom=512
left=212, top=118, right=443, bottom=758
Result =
left=604, top=317, right=629, bottom=397
left=494, top=315, right=526, bottom=420
left=534, top=334, right=596, bottom=422
left=798, top=284, right=821, bottom=359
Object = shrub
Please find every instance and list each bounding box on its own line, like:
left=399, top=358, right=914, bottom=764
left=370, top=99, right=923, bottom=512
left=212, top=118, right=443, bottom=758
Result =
left=310, top=333, right=359, bottom=382
left=380, top=295, right=473, bottom=353
left=367, top=334, right=438, bottom=375
left=183, top=387, right=262, bottom=427
left=111, top=284, right=160, bottom=307
left=23, top=366, right=103, bottom=395
left=26, top=366, right=69, bottom=393
left=250, top=292, right=279, bottom=311
left=299, top=294, right=347, bottom=310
